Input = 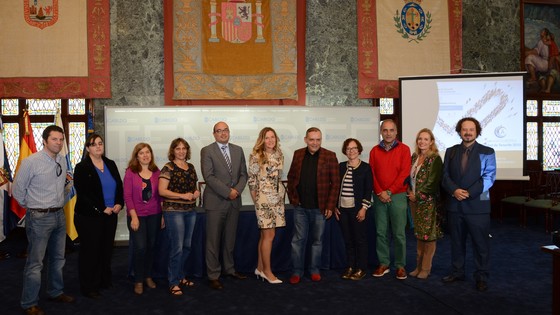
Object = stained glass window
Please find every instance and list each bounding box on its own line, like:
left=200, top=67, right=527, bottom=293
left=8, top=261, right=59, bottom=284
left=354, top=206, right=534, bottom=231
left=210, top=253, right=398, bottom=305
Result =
left=1, top=98, right=87, bottom=171
left=526, top=122, right=538, bottom=160
left=543, top=100, right=560, bottom=117
left=1, top=99, right=18, bottom=116
left=543, top=122, right=560, bottom=171
left=2, top=123, right=19, bottom=172
left=69, top=99, right=86, bottom=115
left=27, top=99, right=61, bottom=115
left=69, top=122, right=86, bottom=167
left=380, top=98, right=394, bottom=115
left=526, top=100, right=538, bottom=117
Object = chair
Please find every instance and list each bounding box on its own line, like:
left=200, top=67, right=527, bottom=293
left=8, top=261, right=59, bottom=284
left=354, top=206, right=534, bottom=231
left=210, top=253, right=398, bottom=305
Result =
left=499, top=169, right=542, bottom=226
left=523, top=171, right=560, bottom=233
left=281, top=180, right=289, bottom=204
left=198, top=182, right=206, bottom=207
left=549, top=202, right=560, bottom=233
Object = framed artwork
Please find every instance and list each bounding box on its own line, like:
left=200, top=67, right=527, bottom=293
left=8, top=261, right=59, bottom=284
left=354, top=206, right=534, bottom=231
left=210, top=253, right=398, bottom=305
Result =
left=521, top=0, right=560, bottom=97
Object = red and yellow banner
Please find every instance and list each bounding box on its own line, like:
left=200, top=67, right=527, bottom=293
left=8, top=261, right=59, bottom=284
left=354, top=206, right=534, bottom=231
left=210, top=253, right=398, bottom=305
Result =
left=10, top=112, right=37, bottom=219
left=0, top=0, right=111, bottom=98
left=169, top=0, right=299, bottom=101
left=357, top=0, right=462, bottom=98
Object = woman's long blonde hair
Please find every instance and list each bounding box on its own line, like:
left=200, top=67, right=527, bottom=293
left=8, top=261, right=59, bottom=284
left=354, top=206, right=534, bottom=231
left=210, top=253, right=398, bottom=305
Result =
left=414, top=128, right=439, bottom=156
left=252, top=127, right=281, bottom=165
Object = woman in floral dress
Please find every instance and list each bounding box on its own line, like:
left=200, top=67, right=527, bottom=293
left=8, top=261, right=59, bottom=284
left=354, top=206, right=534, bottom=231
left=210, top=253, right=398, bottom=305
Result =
left=248, top=127, right=285, bottom=284
left=407, top=128, right=443, bottom=279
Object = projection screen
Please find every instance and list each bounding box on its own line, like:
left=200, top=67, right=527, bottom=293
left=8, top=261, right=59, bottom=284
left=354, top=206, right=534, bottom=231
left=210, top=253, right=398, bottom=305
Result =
left=400, top=72, right=526, bottom=180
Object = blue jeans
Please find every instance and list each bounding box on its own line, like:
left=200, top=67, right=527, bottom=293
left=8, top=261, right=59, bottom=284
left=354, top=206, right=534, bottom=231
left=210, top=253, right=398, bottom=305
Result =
left=128, top=213, right=161, bottom=282
left=21, top=210, right=67, bottom=309
left=291, top=206, right=326, bottom=276
left=164, top=211, right=196, bottom=286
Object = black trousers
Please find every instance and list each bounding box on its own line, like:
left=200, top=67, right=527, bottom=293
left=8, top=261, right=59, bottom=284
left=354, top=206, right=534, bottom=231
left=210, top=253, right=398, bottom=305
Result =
left=338, top=207, right=368, bottom=270
left=74, top=212, right=117, bottom=295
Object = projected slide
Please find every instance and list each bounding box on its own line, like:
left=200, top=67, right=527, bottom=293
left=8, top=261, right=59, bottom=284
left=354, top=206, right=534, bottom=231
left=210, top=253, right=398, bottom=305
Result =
left=433, top=80, right=523, bottom=153
left=400, top=72, right=525, bottom=180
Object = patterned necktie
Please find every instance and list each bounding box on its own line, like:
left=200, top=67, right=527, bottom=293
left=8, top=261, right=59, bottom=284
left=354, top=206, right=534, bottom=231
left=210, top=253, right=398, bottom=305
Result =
left=461, top=148, right=470, bottom=174
left=221, top=145, right=232, bottom=173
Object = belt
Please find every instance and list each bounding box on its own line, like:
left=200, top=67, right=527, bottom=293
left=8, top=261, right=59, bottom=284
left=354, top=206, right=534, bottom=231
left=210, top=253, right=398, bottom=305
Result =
left=29, top=207, right=63, bottom=213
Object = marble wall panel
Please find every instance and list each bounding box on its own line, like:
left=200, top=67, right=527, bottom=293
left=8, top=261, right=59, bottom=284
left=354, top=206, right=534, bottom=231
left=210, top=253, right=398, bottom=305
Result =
left=94, top=0, right=522, bottom=132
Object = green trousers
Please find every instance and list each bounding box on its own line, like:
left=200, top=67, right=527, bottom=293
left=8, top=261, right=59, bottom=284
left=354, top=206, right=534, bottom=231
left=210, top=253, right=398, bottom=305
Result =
left=373, top=192, right=408, bottom=268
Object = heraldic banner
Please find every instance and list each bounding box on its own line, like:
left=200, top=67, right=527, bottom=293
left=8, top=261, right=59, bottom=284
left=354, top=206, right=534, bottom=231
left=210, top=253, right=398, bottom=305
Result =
left=170, top=0, right=298, bottom=100
left=0, top=0, right=111, bottom=99
left=357, top=0, right=462, bottom=98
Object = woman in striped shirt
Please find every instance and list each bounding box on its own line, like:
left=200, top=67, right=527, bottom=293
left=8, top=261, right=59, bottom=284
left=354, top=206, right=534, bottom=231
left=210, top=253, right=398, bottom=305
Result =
left=335, top=138, right=373, bottom=280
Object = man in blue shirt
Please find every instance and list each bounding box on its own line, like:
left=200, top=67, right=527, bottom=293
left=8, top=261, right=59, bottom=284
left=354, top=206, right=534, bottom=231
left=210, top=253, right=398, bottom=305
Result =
left=13, top=125, right=75, bottom=315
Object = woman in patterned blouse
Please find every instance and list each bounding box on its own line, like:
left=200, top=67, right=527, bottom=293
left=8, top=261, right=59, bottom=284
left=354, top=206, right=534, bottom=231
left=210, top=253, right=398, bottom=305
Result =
left=248, top=127, right=285, bottom=284
left=158, top=138, right=200, bottom=295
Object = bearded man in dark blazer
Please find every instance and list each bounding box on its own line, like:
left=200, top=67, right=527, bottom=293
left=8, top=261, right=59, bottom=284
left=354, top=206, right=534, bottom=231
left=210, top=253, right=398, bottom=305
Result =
left=441, top=117, right=496, bottom=292
left=201, top=121, right=248, bottom=290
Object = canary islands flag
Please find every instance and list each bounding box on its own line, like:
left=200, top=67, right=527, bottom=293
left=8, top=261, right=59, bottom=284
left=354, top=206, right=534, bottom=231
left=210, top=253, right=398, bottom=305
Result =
left=55, top=111, right=78, bottom=240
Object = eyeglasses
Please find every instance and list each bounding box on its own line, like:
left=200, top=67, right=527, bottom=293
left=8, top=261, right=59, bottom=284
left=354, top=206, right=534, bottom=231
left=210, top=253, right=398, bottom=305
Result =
left=88, top=141, right=104, bottom=147
left=56, top=162, right=62, bottom=177
left=346, top=147, right=359, bottom=152
left=214, top=128, right=230, bottom=134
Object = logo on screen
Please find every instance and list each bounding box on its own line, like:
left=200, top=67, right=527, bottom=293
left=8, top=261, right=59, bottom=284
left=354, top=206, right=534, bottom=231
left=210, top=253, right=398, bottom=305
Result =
left=494, top=126, right=507, bottom=138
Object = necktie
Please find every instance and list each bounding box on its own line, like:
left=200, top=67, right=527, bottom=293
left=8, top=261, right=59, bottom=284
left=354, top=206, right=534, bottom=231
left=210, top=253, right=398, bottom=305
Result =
left=461, top=148, right=470, bottom=174
left=221, top=145, right=232, bottom=173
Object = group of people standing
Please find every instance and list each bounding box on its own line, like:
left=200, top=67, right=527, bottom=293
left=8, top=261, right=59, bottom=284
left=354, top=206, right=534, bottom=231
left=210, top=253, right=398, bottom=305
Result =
left=366, top=118, right=496, bottom=295
left=12, top=117, right=496, bottom=315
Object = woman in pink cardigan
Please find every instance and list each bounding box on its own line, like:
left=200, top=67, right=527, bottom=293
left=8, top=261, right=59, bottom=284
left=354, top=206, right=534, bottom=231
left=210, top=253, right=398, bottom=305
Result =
left=123, top=143, right=162, bottom=295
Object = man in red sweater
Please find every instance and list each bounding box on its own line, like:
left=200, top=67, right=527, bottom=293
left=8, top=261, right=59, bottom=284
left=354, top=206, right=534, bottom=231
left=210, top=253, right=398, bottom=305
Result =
left=369, top=119, right=411, bottom=280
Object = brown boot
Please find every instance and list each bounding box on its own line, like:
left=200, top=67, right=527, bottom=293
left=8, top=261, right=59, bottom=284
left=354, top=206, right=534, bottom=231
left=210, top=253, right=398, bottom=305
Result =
left=145, top=277, right=156, bottom=289
left=409, top=240, right=424, bottom=277
left=417, top=241, right=436, bottom=279
left=134, top=282, right=143, bottom=295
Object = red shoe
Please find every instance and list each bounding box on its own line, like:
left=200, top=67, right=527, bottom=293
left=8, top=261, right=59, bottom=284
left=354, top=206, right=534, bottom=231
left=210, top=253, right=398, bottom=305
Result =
left=372, top=265, right=390, bottom=277
left=289, top=275, right=300, bottom=284
left=395, top=267, right=408, bottom=280
left=310, top=273, right=322, bottom=282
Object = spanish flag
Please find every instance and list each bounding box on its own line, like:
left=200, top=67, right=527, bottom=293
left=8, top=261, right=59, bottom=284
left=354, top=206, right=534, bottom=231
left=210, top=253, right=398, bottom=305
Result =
left=10, top=111, right=37, bottom=219
left=55, top=111, right=78, bottom=240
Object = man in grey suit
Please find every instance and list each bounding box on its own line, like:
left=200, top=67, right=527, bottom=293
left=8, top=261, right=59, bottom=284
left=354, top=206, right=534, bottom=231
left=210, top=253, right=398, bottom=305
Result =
left=201, top=121, right=248, bottom=290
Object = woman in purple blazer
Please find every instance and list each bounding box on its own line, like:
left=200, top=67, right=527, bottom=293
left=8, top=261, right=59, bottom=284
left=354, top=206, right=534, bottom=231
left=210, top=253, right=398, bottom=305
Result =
left=123, top=143, right=162, bottom=295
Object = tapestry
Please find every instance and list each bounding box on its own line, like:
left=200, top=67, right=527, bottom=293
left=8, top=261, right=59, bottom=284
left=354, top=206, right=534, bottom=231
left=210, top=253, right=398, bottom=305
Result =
left=170, top=0, right=298, bottom=101
left=357, top=0, right=462, bottom=98
left=0, top=0, right=111, bottom=99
